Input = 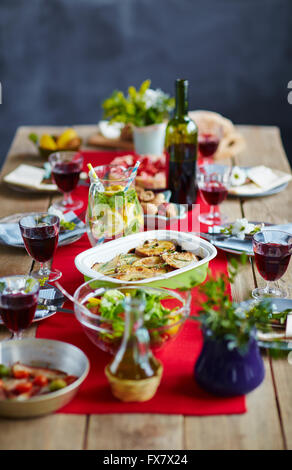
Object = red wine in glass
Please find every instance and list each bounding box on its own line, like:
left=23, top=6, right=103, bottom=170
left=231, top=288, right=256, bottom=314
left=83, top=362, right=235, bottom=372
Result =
left=200, top=181, right=228, bottom=206
left=254, top=243, right=291, bottom=281
left=198, top=133, right=220, bottom=158
left=52, top=161, right=81, bottom=193
left=22, top=225, right=58, bottom=263
left=0, top=275, right=39, bottom=339
left=252, top=230, right=292, bottom=298
left=0, top=293, right=37, bottom=333
left=19, top=213, right=61, bottom=283
left=49, top=151, right=84, bottom=212
left=197, top=164, right=231, bottom=226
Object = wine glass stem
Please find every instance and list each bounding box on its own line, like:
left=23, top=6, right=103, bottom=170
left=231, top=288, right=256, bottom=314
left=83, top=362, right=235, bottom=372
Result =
left=10, top=330, right=22, bottom=340
left=63, top=192, right=73, bottom=206
left=265, top=281, right=271, bottom=293
left=38, top=262, right=50, bottom=278
left=210, top=205, right=217, bottom=219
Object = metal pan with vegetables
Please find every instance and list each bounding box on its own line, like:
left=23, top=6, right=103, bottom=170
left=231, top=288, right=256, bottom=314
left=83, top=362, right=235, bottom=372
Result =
left=75, top=230, right=217, bottom=289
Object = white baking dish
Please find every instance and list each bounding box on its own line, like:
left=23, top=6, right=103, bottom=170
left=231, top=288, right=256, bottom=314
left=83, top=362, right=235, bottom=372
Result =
left=74, top=230, right=217, bottom=289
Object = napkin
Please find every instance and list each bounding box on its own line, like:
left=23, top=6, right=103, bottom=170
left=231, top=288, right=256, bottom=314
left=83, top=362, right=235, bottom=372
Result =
left=212, top=223, right=292, bottom=255
left=0, top=212, right=86, bottom=247
left=229, top=167, right=292, bottom=196
left=3, top=164, right=57, bottom=191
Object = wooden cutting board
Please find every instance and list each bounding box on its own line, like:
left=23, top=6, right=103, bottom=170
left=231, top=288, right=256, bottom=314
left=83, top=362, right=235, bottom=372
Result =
left=87, top=133, right=134, bottom=150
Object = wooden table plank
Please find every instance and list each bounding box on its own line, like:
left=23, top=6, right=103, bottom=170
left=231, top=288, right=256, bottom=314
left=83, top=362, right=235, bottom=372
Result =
left=0, top=415, right=87, bottom=450
left=0, top=124, right=290, bottom=450
left=87, top=414, right=183, bottom=450
left=0, top=126, right=94, bottom=450
left=185, top=258, right=284, bottom=450
left=237, top=126, right=292, bottom=450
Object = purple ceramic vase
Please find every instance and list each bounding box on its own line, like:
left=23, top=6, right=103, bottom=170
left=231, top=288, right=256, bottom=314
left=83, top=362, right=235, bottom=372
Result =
left=194, top=331, right=265, bottom=396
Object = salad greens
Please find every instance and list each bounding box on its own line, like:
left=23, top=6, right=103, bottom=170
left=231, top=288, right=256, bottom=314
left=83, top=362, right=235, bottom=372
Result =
left=86, top=289, right=179, bottom=343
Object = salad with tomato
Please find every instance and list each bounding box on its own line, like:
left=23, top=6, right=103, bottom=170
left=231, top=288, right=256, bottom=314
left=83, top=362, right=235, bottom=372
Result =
left=85, top=288, right=185, bottom=350
left=0, top=362, right=77, bottom=400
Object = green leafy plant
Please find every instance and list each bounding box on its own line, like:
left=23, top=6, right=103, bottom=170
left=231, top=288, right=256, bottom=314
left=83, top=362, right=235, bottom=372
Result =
left=194, top=256, right=289, bottom=353
left=102, top=80, right=174, bottom=127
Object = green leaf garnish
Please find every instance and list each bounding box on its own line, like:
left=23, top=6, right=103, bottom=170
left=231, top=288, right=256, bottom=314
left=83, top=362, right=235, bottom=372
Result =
left=28, top=133, right=38, bottom=145
left=60, top=220, right=76, bottom=231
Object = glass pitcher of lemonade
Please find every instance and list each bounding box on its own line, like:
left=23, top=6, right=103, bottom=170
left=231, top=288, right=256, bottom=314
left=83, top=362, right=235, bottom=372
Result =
left=87, top=164, right=144, bottom=246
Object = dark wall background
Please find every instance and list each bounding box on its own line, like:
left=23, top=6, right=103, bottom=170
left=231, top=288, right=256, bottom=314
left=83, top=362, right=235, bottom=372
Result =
left=0, top=0, right=291, bottom=166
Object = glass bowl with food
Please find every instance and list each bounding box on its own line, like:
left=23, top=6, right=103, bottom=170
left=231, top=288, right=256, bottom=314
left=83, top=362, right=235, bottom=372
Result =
left=73, top=283, right=191, bottom=354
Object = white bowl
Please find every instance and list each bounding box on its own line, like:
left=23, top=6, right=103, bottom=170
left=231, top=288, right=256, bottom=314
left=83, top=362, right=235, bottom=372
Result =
left=75, top=230, right=217, bottom=289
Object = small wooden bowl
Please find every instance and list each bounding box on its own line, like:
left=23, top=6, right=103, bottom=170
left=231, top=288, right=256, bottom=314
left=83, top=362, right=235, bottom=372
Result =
left=105, top=362, right=163, bottom=402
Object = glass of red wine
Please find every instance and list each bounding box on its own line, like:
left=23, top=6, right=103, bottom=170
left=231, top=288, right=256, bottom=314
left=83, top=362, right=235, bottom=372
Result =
left=19, top=213, right=61, bottom=283
left=198, top=122, right=223, bottom=161
left=197, top=163, right=231, bottom=225
left=0, top=275, right=39, bottom=340
left=49, top=151, right=84, bottom=212
left=252, top=230, right=292, bottom=299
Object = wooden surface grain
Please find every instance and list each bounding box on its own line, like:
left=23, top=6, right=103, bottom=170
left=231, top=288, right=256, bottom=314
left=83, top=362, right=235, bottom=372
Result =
left=0, top=125, right=291, bottom=450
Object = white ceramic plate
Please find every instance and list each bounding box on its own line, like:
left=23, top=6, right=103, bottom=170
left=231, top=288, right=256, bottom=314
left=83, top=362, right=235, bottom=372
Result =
left=228, top=166, right=290, bottom=198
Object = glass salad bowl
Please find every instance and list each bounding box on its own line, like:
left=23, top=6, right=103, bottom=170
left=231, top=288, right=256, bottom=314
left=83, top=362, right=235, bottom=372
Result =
left=73, top=281, right=191, bottom=354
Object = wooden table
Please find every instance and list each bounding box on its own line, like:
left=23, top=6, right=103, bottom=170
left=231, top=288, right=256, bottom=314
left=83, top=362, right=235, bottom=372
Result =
left=0, top=125, right=291, bottom=450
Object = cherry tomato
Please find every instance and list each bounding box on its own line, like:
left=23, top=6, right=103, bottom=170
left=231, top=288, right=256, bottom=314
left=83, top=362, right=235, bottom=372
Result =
left=33, top=375, right=48, bottom=387
left=13, top=369, right=29, bottom=379
left=14, top=382, right=33, bottom=395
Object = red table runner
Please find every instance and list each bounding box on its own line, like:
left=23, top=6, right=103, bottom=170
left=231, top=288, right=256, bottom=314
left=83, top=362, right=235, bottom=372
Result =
left=36, top=150, right=246, bottom=416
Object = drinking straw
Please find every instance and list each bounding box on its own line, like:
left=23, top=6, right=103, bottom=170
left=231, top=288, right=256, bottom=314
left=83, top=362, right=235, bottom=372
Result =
left=87, top=163, right=105, bottom=191
left=87, top=163, right=97, bottom=179
left=124, top=161, right=141, bottom=192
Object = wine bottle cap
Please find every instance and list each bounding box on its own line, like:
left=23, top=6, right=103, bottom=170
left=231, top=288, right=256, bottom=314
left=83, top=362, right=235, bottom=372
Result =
left=175, top=78, right=188, bottom=88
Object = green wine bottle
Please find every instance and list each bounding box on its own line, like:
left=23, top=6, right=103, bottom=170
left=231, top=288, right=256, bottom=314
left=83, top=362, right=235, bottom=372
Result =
left=165, top=79, right=198, bottom=206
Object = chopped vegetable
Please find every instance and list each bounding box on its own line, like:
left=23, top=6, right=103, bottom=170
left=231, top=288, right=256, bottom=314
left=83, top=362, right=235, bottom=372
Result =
left=33, top=375, right=49, bottom=387
left=49, top=379, right=67, bottom=392
left=86, top=288, right=181, bottom=346
left=14, top=382, right=33, bottom=395
left=0, top=364, right=11, bottom=377
left=0, top=362, right=77, bottom=401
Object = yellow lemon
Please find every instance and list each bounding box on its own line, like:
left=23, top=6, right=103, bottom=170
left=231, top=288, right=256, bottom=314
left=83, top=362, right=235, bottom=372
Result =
left=39, top=134, right=57, bottom=150
left=92, top=204, right=124, bottom=238
left=56, top=128, right=78, bottom=149
left=104, top=185, right=124, bottom=196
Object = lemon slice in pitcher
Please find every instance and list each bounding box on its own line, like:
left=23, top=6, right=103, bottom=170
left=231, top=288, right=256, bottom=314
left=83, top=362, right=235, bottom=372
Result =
left=104, top=185, right=124, bottom=196
left=92, top=204, right=124, bottom=238
left=123, top=203, right=144, bottom=235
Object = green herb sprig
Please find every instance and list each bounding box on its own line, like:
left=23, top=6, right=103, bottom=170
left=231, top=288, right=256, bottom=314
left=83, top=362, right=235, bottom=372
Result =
left=187, top=254, right=283, bottom=353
